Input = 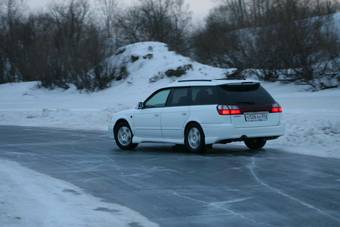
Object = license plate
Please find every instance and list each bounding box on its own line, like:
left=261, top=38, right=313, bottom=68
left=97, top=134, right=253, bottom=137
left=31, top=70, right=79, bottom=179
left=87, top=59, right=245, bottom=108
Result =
left=245, top=112, right=268, bottom=122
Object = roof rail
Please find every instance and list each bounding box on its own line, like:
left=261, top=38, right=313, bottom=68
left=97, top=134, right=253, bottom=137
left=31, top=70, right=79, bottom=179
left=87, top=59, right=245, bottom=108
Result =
left=215, top=78, right=246, bottom=80
left=177, top=79, right=212, bottom=82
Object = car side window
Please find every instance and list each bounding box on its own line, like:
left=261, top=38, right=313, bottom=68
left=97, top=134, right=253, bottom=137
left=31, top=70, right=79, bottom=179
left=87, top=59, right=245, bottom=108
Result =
left=144, top=89, right=171, bottom=108
left=167, top=87, right=191, bottom=107
left=191, top=86, right=218, bottom=105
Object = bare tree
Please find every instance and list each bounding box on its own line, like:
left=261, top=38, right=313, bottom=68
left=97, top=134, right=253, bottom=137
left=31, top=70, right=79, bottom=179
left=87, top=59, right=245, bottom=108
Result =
left=255, top=0, right=339, bottom=81
left=193, top=0, right=339, bottom=82
left=43, top=0, right=107, bottom=89
left=0, top=0, right=117, bottom=89
left=97, top=0, right=119, bottom=38
left=0, top=0, right=26, bottom=82
left=116, top=0, right=192, bottom=53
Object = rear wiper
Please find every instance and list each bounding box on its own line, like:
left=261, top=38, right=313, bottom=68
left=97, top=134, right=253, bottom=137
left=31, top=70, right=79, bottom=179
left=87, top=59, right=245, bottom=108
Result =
left=235, top=101, right=255, bottom=105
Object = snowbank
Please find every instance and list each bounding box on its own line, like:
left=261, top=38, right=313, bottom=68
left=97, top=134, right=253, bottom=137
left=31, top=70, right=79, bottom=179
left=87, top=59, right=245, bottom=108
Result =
left=0, top=159, right=158, bottom=227
left=264, top=82, right=340, bottom=159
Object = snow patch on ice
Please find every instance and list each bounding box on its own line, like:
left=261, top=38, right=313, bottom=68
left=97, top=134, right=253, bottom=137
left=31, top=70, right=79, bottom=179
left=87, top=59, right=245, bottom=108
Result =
left=0, top=159, right=158, bottom=227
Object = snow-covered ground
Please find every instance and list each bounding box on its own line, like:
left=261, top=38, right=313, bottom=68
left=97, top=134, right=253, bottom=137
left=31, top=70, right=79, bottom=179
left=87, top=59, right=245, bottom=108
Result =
left=0, top=159, right=158, bottom=227
left=0, top=42, right=339, bottom=159
left=264, top=83, right=340, bottom=159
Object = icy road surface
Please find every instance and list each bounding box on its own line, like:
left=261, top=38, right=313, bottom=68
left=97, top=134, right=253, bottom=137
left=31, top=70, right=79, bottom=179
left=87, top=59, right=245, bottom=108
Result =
left=0, top=126, right=340, bottom=227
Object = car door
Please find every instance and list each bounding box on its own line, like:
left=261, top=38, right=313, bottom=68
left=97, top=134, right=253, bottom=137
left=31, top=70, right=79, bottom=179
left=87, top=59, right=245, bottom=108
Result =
left=161, top=87, right=191, bottom=140
left=133, top=89, right=171, bottom=139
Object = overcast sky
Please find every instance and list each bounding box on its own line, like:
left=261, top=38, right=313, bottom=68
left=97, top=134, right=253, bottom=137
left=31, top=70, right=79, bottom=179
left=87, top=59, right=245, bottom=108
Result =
left=26, top=0, right=218, bottom=21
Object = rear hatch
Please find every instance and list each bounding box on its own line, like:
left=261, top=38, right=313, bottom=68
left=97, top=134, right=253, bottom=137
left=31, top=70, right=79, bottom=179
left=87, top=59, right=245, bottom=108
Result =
left=217, top=82, right=281, bottom=128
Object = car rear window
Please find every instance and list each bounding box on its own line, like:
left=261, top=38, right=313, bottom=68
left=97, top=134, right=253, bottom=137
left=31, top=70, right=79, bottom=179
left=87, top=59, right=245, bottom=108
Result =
left=217, top=83, right=275, bottom=105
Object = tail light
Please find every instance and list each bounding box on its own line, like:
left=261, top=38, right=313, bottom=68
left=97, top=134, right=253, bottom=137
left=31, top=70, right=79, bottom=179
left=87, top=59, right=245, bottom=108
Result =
left=217, top=105, right=241, bottom=115
left=271, top=103, right=283, bottom=113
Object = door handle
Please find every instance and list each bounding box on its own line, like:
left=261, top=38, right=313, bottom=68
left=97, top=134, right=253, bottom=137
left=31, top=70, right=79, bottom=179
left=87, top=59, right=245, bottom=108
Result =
left=154, top=114, right=160, bottom=117
left=182, top=113, right=187, bottom=116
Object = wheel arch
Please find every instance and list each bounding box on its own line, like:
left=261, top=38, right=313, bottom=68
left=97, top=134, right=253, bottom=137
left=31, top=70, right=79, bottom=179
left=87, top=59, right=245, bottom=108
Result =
left=114, top=118, right=132, bottom=133
left=184, top=121, right=205, bottom=137
left=113, top=118, right=138, bottom=150
left=184, top=121, right=207, bottom=153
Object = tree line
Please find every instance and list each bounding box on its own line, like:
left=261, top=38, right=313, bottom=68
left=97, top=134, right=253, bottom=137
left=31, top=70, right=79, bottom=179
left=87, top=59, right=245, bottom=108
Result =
left=0, top=0, right=339, bottom=90
left=193, top=0, right=340, bottom=82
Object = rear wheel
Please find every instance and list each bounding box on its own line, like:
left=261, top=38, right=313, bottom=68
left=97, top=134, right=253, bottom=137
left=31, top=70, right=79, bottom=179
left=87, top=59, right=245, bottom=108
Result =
left=244, top=138, right=267, bottom=150
left=185, top=123, right=206, bottom=153
left=114, top=122, right=138, bottom=150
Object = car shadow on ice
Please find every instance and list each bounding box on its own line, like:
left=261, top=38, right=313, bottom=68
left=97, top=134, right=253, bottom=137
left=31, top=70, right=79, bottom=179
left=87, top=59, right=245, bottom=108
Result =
left=112, top=143, right=266, bottom=157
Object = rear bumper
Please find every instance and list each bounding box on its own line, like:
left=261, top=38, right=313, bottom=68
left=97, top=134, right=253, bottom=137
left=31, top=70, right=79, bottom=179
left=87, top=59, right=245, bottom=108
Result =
left=202, top=123, right=285, bottom=144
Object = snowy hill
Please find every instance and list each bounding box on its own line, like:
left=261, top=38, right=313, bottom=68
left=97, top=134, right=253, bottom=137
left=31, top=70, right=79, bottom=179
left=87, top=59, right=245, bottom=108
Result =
left=0, top=42, right=340, bottom=159
left=100, top=42, right=235, bottom=87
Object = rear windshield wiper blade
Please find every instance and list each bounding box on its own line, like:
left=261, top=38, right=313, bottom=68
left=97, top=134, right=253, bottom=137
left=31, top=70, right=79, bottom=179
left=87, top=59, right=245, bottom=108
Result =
left=235, top=101, right=256, bottom=105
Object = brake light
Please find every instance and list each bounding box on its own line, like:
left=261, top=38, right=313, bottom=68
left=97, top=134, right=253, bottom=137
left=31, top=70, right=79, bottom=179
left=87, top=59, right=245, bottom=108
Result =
left=217, top=105, right=241, bottom=115
left=271, top=104, right=283, bottom=113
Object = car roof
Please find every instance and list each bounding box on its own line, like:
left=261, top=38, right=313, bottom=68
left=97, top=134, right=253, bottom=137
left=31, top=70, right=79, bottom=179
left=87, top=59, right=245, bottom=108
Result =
left=164, top=79, right=260, bottom=88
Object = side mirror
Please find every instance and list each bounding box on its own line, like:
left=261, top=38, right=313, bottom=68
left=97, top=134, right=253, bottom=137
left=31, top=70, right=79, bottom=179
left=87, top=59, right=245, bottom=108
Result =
left=137, top=102, right=144, bottom=109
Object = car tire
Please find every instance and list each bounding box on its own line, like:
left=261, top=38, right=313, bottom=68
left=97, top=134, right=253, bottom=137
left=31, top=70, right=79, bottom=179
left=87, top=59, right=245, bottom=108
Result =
left=185, top=123, right=206, bottom=154
left=244, top=138, right=267, bottom=150
left=114, top=122, right=138, bottom=150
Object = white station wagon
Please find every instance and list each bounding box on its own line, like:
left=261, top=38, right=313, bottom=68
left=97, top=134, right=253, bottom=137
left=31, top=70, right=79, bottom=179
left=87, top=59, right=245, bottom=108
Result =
left=109, top=79, right=285, bottom=153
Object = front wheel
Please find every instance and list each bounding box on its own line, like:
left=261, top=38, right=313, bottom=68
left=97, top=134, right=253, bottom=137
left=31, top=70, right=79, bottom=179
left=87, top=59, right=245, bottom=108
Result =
left=244, top=138, right=267, bottom=150
left=114, top=122, right=138, bottom=150
left=185, top=124, right=206, bottom=153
